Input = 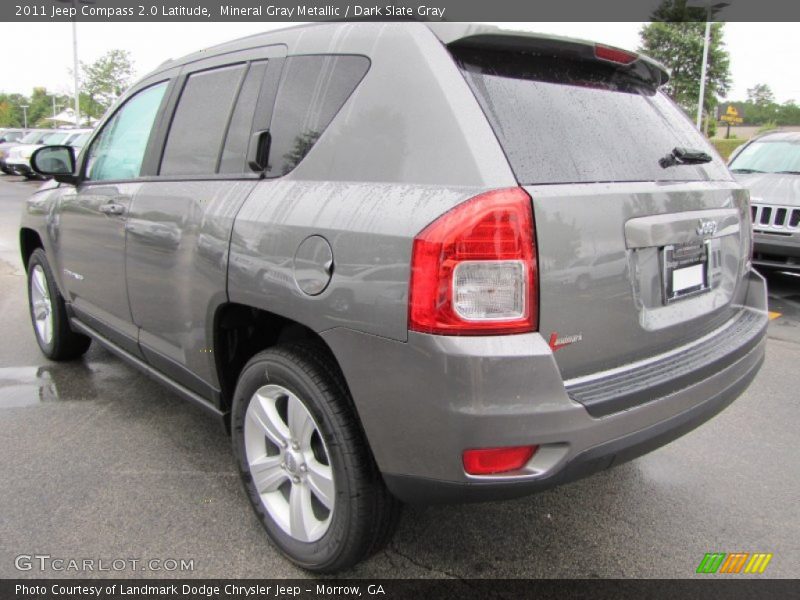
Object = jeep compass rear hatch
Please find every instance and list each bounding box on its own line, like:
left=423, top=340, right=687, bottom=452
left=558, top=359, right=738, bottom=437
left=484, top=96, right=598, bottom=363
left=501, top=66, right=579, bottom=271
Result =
left=449, top=33, right=752, bottom=382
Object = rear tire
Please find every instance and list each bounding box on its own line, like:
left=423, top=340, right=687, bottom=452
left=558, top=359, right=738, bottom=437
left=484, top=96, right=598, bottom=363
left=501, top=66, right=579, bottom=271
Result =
left=27, top=249, right=91, bottom=361
left=231, top=342, right=401, bottom=572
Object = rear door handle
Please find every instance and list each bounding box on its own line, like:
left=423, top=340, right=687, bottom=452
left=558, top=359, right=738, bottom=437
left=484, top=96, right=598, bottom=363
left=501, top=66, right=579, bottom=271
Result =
left=99, top=203, right=125, bottom=216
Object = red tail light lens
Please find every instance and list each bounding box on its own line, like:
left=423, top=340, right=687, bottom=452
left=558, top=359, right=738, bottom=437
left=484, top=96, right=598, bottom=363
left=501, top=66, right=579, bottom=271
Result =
left=409, top=187, right=537, bottom=335
left=595, top=44, right=637, bottom=65
left=463, top=445, right=538, bottom=475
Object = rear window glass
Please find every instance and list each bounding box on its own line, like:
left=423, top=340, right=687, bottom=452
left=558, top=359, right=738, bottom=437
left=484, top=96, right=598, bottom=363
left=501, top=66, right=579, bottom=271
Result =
left=266, top=55, right=369, bottom=177
left=451, top=46, right=729, bottom=185
left=161, top=63, right=246, bottom=176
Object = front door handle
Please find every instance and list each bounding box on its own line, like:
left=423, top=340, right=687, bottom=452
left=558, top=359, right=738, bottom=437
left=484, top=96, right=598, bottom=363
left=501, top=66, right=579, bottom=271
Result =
left=99, top=203, right=125, bottom=216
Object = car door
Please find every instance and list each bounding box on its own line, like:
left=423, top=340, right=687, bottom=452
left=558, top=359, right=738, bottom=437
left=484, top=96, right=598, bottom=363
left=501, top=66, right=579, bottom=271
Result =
left=54, top=79, right=172, bottom=356
left=124, top=46, right=285, bottom=402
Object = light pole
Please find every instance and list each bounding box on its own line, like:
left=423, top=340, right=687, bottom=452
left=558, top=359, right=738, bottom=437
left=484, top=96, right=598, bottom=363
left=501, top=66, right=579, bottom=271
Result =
left=20, top=105, right=29, bottom=129
left=688, top=1, right=731, bottom=130
left=52, top=95, right=58, bottom=128
left=57, top=0, right=95, bottom=127
left=697, top=17, right=711, bottom=129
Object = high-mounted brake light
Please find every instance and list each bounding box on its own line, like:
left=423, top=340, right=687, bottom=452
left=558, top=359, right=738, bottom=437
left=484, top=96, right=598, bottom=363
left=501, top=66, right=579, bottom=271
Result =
left=409, top=187, right=537, bottom=335
left=463, top=445, right=538, bottom=475
left=595, top=44, right=637, bottom=65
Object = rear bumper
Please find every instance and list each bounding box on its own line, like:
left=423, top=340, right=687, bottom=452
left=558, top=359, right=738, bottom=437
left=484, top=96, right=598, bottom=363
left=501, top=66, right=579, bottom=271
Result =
left=383, top=338, right=763, bottom=503
left=322, top=270, right=768, bottom=504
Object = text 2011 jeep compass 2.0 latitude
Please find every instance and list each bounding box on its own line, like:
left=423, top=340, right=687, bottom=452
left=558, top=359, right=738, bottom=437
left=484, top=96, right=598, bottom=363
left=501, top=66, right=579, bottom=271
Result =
left=21, top=23, right=767, bottom=571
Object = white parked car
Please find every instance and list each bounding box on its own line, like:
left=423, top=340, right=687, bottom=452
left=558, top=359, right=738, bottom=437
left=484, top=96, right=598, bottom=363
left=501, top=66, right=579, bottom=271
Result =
left=6, top=129, right=92, bottom=179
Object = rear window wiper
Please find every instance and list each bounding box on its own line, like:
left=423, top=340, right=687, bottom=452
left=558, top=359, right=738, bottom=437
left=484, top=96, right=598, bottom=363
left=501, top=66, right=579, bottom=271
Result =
left=774, top=170, right=800, bottom=175
left=730, top=168, right=765, bottom=174
left=659, top=147, right=713, bottom=169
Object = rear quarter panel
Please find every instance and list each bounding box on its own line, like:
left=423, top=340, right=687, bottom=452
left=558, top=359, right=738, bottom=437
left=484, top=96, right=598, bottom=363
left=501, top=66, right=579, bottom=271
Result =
left=229, top=23, right=516, bottom=341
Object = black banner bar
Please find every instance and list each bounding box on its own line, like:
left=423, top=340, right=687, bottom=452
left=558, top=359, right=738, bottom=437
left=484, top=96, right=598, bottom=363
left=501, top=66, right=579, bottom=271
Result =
left=3, top=0, right=800, bottom=23
left=2, top=579, right=799, bottom=600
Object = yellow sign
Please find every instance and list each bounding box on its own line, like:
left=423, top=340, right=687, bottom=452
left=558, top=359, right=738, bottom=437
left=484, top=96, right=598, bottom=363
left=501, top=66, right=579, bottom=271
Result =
left=720, top=104, right=743, bottom=124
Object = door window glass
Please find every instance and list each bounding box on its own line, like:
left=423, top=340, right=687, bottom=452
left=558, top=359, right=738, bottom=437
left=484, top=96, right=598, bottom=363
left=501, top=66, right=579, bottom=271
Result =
left=161, top=64, right=246, bottom=176
left=85, top=82, right=167, bottom=182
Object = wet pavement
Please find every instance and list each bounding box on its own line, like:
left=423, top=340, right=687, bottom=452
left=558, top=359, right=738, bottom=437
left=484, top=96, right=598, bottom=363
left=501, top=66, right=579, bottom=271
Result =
left=0, top=176, right=798, bottom=579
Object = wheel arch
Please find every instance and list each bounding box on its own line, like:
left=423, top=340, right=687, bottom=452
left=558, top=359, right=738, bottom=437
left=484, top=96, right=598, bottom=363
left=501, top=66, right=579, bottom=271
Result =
left=212, top=302, right=358, bottom=432
left=20, top=227, right=44, bottom=272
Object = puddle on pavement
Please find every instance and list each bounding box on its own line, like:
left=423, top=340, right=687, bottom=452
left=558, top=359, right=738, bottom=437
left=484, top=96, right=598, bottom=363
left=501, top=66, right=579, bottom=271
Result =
left=0, top=365, right=98, bottom=407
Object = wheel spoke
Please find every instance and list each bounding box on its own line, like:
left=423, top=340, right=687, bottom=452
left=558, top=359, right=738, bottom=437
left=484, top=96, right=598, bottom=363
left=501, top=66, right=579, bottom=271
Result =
left=34, top=302, right=47, bottom=320
left=306, top=459, right=334, bottom=510
left=33, top=269, right=47, bottom=297
left=287, top=395, right=315, bottom=448
left=249, top=455, right=287, bottom=494
left=248, top=391, right=289, bottom=447
left=244, top=383, right=334, bottom=543
left=289, top=482, right=316, bottom=542
left=42, top=314, right=51, bottom=344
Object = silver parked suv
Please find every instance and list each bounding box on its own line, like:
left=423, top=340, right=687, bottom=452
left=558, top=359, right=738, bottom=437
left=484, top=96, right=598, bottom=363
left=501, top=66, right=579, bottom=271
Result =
left=22, top=23, right=767, bottom=571
left=729, top=131, right=800, bottom=271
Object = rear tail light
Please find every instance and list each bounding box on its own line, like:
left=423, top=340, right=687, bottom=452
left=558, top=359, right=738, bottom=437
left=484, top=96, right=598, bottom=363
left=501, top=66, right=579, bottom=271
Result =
left=409, top=187, right=537, bottom=335
left=595, top=44, right=637, bottom=65
left=463, top=445, right=538, bottom=475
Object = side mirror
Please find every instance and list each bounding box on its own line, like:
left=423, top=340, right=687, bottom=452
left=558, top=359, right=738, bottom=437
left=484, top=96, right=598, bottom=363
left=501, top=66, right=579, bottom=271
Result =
left=31, top=145, right=78, bottom=185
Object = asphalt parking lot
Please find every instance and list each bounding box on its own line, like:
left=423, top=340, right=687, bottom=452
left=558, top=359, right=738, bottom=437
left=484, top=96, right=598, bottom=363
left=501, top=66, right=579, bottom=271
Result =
left=0, top=175, right=798, bottom=579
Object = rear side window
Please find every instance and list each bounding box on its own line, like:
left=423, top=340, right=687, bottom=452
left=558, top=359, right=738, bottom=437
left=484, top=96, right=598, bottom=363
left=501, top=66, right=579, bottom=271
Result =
left=161, top=64, right=246, bottom=176
left=266, top=55, right=369, bottom=177
left=452, top=46, right=729, bottom=185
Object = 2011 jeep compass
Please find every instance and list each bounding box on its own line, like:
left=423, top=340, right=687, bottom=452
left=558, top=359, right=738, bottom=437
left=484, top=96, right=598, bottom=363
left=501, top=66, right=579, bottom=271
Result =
left=21, top=22, right=768, bottom=572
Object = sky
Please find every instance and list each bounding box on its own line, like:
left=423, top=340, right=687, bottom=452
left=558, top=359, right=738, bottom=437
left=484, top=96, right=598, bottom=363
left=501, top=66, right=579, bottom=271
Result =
left=1, top=21, right=798, bottom=104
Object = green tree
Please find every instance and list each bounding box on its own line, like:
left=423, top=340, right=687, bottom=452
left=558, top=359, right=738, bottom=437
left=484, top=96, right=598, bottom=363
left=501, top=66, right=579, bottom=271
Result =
left=639, top=1, right=731, bottom=129
left=0, top=101, right=16, bottom=127
left=27, top=87, right=66, bottom=128
left=80, top=49, right=135, bottom=119
left=0, top=93, right=28, bottom=127
left=747, top=83, right=775, bottom=106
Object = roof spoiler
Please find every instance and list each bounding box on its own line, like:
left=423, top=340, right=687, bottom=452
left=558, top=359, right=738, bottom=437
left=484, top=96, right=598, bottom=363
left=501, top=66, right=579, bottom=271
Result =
left=427, top=23, right=669, bottom=88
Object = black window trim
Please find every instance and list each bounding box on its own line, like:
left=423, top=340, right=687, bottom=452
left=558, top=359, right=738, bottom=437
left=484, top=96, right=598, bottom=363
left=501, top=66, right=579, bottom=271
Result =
left=156, top=45, right=287, bottom=180
left=76, top=44, right=288, bottom=187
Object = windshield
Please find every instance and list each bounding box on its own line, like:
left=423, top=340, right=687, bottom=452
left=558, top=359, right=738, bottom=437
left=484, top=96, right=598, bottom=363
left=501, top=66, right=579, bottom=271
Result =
left=43, top=132, right=70, bottom=144
left=729, top=140, right=800, bottom=174
left=20, top=132, right=43, bottom=143
left=70, top=133, right=91, bottom=147
left=451, top=46, right=729, bottom=185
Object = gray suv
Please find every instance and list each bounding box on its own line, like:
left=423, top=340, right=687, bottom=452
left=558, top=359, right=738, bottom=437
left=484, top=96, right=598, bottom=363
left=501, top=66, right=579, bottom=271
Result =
left=729, top=131, right=800, bottom=271
left=21, top=23, right=768, bottom=572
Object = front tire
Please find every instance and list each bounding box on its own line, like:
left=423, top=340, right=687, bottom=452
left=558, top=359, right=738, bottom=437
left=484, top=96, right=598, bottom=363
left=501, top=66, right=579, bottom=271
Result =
left=27, top=249, right=91, bottom=360
left=231, top=343, right=401, bottom=572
